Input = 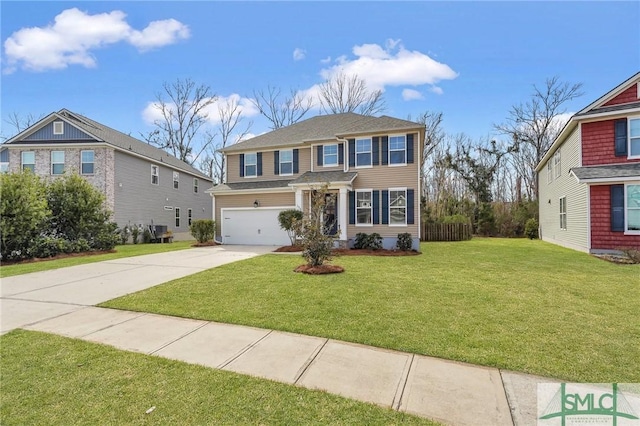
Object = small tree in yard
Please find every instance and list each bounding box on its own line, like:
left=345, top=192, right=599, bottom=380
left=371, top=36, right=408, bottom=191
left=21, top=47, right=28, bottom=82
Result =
left=278, top=209, right=303, bottom=246
left=297, top=185, right=336, bottom=268
left=190, top=219, right=215, bottom=243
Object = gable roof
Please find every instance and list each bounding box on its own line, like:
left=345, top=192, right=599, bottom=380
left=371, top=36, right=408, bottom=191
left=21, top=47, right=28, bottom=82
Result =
left=4, top=109, right=212, bottom=181
left=221, top=112, right=422, bottom=153
left=571, top=164, right=640, bottom=183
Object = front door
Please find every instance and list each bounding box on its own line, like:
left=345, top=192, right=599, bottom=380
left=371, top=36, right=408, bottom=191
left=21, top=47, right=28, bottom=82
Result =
left=324, top=193, right=338, bottom=236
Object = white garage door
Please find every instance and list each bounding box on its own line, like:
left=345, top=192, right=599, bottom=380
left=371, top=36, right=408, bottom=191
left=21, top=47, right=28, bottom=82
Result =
left=222, top=207, right=292, bottom=246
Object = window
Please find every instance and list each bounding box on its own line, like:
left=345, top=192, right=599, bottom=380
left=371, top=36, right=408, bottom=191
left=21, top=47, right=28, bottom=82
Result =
left=81, top=150, right=94, bottom=174
left=188, top=208, right=193, bottom=226
left=389, top=135, right=406, bottom=165
left=244, top=153, right=257, bottom=177
left=53, top=121, right=64, bottom=135
left=175, top=207, right=181, bottom=228
left=323, top=144, right=338, bottom=166
left=547, top=161, right=552, bottom=184
left=0, top=149, right=9, bottom=173
left=559, top=197, right=567, bottom=230
left=280, top=149, right=293, bottom=175
left=151, top=165, right=159, bottom=185
left=173, top=171, right=179, bottom=189
left=21, top=151, right=35, bottom=172
left=356, top=190, right=372, bottom=225
left=193, top=178, right=199, bottom=193
left=51, top=151, right=64, bottom=175
left=356, top=138, right=372, bottom=167
left=627, top=184, right=640, bottom=231
left=629, top=118, right=640, bottom=157
left=553, top=150, right=561, bottom=179
left=389, top=189, right=407, bottom=225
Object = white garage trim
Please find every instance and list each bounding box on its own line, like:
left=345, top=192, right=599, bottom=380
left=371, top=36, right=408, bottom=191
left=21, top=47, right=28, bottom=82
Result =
left=221, top=206, right=296, bottom=246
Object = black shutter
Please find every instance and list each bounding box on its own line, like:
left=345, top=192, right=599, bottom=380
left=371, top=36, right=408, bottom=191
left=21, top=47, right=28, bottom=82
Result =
left=293, top=149, right=299, bottom=174
left=274, top=150, right=280, bottom=175
left=373, top=190, right=380, bottom=224
left=381, top=136, right=389, bottom=166
left=348, top=191, right=355, bottom=224
left=338, top=143, right=344, bottom=165
left=257, top=152, right=262, bottom=176
left=407, top=134, right=414, bottom=164
left=372, top=137, right=379, bottom=165
left=317, top=145, right=323, bottom=166
left=348, top=139, right=356, bottom=167
left=239, top=154, right=245, bottom=177
left=382, top=190, right=389, bottom=224
left=614, top=119, right=628, bottom=157
left=407, top=189, right=415, bottom=224
left=611, top=185, right=625, bottom=231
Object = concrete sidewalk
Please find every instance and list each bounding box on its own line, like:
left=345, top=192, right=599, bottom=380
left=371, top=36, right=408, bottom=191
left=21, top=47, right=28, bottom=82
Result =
left=23, top=306, right=554, bottom=426
left=0, top=245, right=273, bottom=334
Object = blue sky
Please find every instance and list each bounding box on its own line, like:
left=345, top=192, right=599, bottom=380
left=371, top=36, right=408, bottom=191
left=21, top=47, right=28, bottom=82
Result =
left=1, top=1, right=639, bottom=146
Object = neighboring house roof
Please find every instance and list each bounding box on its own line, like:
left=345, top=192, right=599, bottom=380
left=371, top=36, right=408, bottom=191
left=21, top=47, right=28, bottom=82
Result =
left=221, top=112, right=422, bottom=153
left=290, top=171, right=358, bottom=186
left=4, top=109, right=212, bottom=181
left=571, top=164, right=640, bottom=183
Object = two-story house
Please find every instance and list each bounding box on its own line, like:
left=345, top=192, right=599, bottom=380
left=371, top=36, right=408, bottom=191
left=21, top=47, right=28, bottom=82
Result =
left=207, top=112, right=424, bottom=250
left=1, top=109, right=213, bottom=241
left=536, top=72, right=640, bottom=253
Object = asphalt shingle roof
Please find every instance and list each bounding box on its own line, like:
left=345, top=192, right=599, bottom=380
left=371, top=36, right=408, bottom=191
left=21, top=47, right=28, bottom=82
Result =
left=290, top=171, right=358, bottom=185
left=208, top=180, right=294, bottom=192
left=571, top=163, right=640, bottom=180
left=221, top=112, right=422, bottom=153
left=575, top=101, right=640, bottom=117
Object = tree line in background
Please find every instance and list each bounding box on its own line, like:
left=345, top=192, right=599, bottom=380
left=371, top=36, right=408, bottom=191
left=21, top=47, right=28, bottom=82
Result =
left=3, top=74, right=583, bottom=238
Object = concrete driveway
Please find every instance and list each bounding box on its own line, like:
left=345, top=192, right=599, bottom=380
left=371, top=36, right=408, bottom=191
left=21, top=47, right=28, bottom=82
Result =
left=0, top=245, right=273, bottom=334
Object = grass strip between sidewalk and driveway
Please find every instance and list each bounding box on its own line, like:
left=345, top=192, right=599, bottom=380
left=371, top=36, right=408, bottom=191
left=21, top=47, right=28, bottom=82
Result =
left=0, top=330, right=436, bottom=425
left=102, top=238, right=640, bottom=383
left=0, top=241, right=194, bottom=278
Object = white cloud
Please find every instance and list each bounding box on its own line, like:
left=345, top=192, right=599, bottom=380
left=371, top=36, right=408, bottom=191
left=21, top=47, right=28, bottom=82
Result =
left=293, top=48, right=306, bottom=61
left=429, top=86, right=444, bottom=95
left=320, top=56, right=332, bottom=64
left=402, top=88, right=424, bottom=101
left=3, top=7, right=189, bottom=73
left=318, top=41, right=458, bottom=94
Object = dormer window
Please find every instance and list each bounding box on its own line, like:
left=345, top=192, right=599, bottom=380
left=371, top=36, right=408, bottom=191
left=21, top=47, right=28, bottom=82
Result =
left=53, top=121, right=64, bottom=135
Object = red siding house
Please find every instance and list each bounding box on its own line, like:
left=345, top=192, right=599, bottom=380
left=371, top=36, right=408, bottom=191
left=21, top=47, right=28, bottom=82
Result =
left=536, top=73, right=640, bottom=253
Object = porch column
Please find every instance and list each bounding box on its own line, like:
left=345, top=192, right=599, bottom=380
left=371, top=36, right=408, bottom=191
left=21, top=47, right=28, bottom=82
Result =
left=339, top=187, right=348, bottom=242
left=295, top=188, right=303, bottom=210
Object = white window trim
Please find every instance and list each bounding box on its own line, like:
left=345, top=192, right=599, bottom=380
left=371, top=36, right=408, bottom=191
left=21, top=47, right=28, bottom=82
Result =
left=624, top=182, right=640, bottom=234
left=21, top=151, right=35, bottom=171
left=80, top=150, right=94, bottom=175
left=388, top=187, right=408, bottom=227
left=175, top=207, right=181, bottom=228
left=244, top=153, right=257, bottom=177
left=355, top=189, right=373, bottom=226
left=323, top=144, right=339, bottom=167
left=355, top=138, right=372, bottom=168
left=559, top=196, right=567, bottom=230
left=547, top=161, right=553, bottom=184
left=53, top=121, right=64, bottom=135
left=628, top=116, right=640, bottom=159
left=193, top=178, right=199, bottom=193
left=173, top=171, right=179, bottom=190
left=151, top=164, right=159, bottom=185
left=553, top=150, right=561, bottom=179
left=279, top=149, right=294, bottom=176
left=388, top=134, right=407, bottom=166
left=51, top=151, right=64, bottom=175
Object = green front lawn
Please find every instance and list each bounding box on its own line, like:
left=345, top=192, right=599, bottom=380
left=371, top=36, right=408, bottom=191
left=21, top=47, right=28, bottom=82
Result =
left=0, top=241, right=194, bottom=278
left=1, top=330, right=434, bottom=425
left=103, top=238, right=640, bottom=382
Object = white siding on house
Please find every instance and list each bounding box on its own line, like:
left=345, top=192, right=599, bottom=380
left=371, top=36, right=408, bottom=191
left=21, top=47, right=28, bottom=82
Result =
left=538, top=127, right=589, bottom=252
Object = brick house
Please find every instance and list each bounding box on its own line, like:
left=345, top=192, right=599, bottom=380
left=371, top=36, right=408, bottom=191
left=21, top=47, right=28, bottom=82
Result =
left=536, top=72, right=640, bottom=253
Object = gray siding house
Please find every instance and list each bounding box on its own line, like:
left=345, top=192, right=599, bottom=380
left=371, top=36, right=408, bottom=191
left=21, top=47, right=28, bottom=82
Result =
left=1, top=109, right=213, bottom=241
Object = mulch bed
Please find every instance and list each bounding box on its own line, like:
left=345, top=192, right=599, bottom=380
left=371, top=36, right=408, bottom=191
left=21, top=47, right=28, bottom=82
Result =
left=593, top=254, right=637, bottom=265
left=273, top=245, right=304, bottom=252
left=294, top=264, right=345, bottom=274
left=192, top=241, right=219, bottom=247
left=1, top=250, right=117, bottom=266
left=274, top=245, right=421, bottom=256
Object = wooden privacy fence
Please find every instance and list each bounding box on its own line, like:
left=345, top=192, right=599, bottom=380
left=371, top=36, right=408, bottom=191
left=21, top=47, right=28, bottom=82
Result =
left=421, top=223, right=472, bottom=242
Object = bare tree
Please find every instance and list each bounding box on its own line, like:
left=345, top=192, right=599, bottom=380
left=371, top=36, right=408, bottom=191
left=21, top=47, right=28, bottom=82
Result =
left=200, top=97, right=252, bottom=184
left=318, top=71, right=385, bottom=116
left=250, top=86, right=312, bottom=130
left=144, top=78, right=217, bottom=164
left=2, top=112, right=43, bottom=140
left=495, top=76, right=583, bottom=198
